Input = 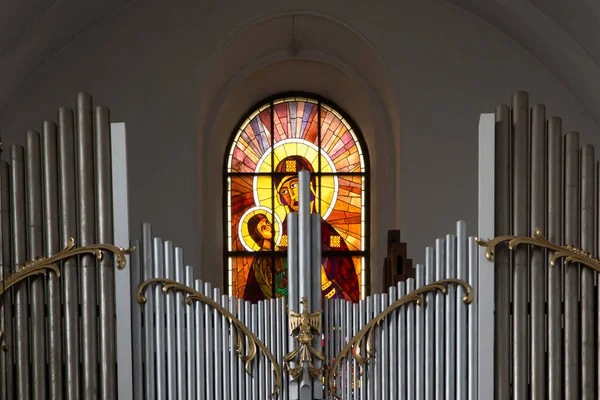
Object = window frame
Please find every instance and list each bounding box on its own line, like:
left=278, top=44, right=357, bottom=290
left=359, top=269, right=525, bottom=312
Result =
left=222, top=91, right=372, bottom=298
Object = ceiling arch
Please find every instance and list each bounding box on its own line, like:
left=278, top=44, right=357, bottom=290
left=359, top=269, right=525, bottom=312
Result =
left=447, top=0, right=600, bottom=125
left=0, top=1, right=598, bottom=125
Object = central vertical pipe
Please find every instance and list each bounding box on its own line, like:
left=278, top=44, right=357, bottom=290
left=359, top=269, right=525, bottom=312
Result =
left=298, top=170, right=313, bottom=398
left=288, top=212, right=299, bottom=400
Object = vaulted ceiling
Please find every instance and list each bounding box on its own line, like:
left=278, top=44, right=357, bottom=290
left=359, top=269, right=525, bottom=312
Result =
left=1, top=0, right=599, bottom=126
left=448, top=0, right=600, bottom=126
left=0, top=0, right=131, bottom=115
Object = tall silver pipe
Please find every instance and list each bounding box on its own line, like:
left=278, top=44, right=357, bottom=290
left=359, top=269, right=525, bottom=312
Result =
left=238, top=298, right=246, bottom=399
left=397, top=282, right=406, bottom=399
left=343, top=299, right=349, bottom=398
left=288, top=212, right=299, bottom=398
left=564, top=131, right=580, bottom=398
left=494, top=104, right=511, bottom=399
left=58, top=107, right=80, bottom=399
left=214, top=288, right=224, bottom=399
left=251, top=303, right=259, bottom=400
left=380, top=295, right=387, bottom=399
left=76, top=92, right=98, bottom=398
left=352, top=302, right=359, bottom=400
left=224, top=295, right=233, bottom=400
left=282, top=296, right=289, bottom=400
left=41, top=121, right=63, bottom=399
left=94, top=105, right=116, bottom=398
left=580, top=145, right=595, bottom=396
left=511, top=92, right=529, bottom=399
left=0, top=161, right=13, bottom=400
left=185, top=265, right=196, bottom=399
left=415, top=265, right=425, bottom=400
left=434, top=238, right=445, bottom=399
left=195, top=280, right=206, bottom=399
left=297, top=169, right=312, bottom=398
left=268, top=299, right=276, bottom=400
left=212, top=288, right=223, bottom=400
left=25, top=131, right=46, bottom=400
left=467, top=237, right=478, bottom=400
left=243, top=301, right=251, bottom=400
left=311, top=212, right=323, bottom=398
left=288, top=212, right=299, bottom=309
left=298, top=171, right=311, bottom=303
left=163, top=241, right=176, bottom=399
left=456, top=221, right=468, bottom=399
left=141, top=223, right=155, bottom=400
left=380, top=294, right=388, bottom=400
left=11, top=145, right=29, bottom=399
left=269, top=299, right=275, bottom=399
left=445, top=235, right=457, bottom=400
left=406, top=279, right=415, bottom=400
left=366, top=296, right=374, bottom=400
left=389, top=286, right=398, bottom=400
left=369, top=295, right=377, bottom=399
left=424, top=247, right=435, bottom=399
left=194, top=280, right=205, bottom=399
left=129, top=240, right=144, bottom=400
left=230, top=297, right=240, bottom=400
left=174, top=249, right=187, bottom=399
left=203, top=282, right=214, bottom=400
left=529, top=104, right=546, bottom=399
left=546, top=117, right=563, bottom=399
left=378, top=293, right=386, bottom=400
left=154, top=238, right=166, bottom=400
left=257, top=299, right=265, bottom=399
left=332, top=300, right=338, bottom=397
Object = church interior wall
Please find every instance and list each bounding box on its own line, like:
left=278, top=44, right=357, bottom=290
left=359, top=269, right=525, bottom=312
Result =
left=0, top=0, right=597, bottom=293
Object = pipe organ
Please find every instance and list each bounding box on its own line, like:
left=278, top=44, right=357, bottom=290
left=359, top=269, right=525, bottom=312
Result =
left=0, top=90, right=598, bottom=399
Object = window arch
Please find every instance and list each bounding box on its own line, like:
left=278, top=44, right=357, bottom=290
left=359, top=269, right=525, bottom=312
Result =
left=224, top=93, right=370, bottom=302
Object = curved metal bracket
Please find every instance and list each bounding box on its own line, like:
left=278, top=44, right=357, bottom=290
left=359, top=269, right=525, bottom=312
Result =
left=476, top=228, right=600, bottom=272
left=137, top=278, right=283, bottom=398
left=0, top=237, right=134, bottom=350
left=327, top=279, right=473, bottom=399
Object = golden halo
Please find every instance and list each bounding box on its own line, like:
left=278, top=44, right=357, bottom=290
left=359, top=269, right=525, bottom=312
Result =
left=252, top=139, right=338, bottom=223
left=238, top=206, right=283, bottom=252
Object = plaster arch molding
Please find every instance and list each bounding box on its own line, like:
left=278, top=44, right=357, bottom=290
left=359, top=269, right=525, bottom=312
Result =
left=198, top=12, right=400, bottom=292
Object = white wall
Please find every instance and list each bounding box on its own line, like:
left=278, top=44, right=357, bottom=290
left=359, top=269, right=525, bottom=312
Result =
left=0, top=0, right=597, bottom=293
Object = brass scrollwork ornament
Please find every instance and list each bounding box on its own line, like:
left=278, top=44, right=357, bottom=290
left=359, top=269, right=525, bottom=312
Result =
left=284, top=296, right=326, bottom=379
left=0, top=237, right=134, bottom=351
left=137, top=278, right=283, bottom=398
left=476, top=228, right=600, bottom=272
left=327, top=279, right=473, bottom=399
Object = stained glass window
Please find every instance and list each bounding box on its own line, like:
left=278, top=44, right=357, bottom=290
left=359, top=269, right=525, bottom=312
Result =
left=224, top=94, right=369, bottom=303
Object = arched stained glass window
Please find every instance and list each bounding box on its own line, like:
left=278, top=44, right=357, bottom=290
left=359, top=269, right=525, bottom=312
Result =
left=224, top=94, right=370, bottom=303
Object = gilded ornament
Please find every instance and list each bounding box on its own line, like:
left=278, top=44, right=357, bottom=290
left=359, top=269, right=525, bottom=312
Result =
left=476, top=228, right=600, bottom=272
left=327, top=279, right=473, bottom=399
left=284, top=296, right=326, bottom=379
left=137, top=278, right=282, bottom=398
left=0, top=237, right=134, bottom=350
